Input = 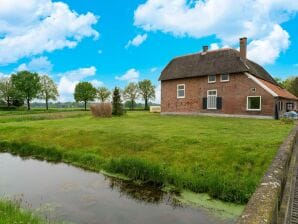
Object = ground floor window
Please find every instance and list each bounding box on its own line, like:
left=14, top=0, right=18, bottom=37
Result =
left=207, top=90, right=217, bottom=109
left=247, top=96, right=261, bottom=111
left=286, top=103, right=294, bottom=111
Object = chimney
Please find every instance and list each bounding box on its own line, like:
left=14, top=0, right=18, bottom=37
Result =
left=239, top=37, right=247, bottom=62
left=203, top=46, right=208, bottom=53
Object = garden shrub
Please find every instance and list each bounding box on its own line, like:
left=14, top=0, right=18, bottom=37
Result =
left=90, top=103, right=112, bottom=117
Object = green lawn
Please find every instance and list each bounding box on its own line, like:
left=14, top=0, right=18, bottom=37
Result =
left=0, top=111, right=293, bottom=203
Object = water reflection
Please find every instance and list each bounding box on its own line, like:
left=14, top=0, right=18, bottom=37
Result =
left=0, top=153, right=228, bottom=224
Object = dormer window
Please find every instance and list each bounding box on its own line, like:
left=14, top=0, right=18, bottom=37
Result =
left=208, top=75, right=216, bottom=83
left=221, top=74, right=229, bottom=82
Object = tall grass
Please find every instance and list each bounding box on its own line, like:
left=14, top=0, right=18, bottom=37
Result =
left=0, top=140, right=269, bottom=203
left=0, top=199, right=52, bottom=224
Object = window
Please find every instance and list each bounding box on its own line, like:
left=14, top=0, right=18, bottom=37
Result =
left=247, top=96, right=261, bottom=111
left=286, top=103, right=294, bottom=111
left=177, top=84, right=185, bottom=98
left=208, top=75, right=216, bottom=83
left=220, top=74, right=229, bottom=82
left=278, top=101, right=283, bottom=111
left=207, top=90, right=217, bottom=109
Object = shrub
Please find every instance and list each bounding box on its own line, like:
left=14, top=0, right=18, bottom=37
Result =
left=112, top=87, right=125, bottom=116
left=280, top=117, right=294, bottom=125
left=90, top=103, right=112, bottom=117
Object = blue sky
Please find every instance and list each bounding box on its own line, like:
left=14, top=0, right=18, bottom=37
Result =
left=0, top=0, right=297, bottom=102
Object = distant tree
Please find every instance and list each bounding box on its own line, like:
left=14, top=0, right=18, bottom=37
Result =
left=123, top=82, right=139, bottom=110
left=39, top=75, right=59, bottom=110
left=0, top=77, right=14, bottom=107
left=138, top=79, right=155, bottom=110
left=74, top=82, right=97, bottom=111
left=97, top=87, right=111, bottom=102
left=11, top=71, right=41, bottom=110
left=112, top=87, right=124, bottom=115
left=274, top=77, right=284, bottom=87
left=283, top=76, right=298, bottom=97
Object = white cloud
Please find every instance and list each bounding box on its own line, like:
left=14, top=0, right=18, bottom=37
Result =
left=57, top=66, right=98, bottom=102
left=0, top=0, right=99, bottom=65
left=125, top=34, right=148, bottom=48
left=150, top=67, right=158, bottom=73
left=210, top=43, right=220, bottom=50
left=134, top=0, right=298, bottom=64
left=0, top=72, right=9, bottom=78
left=16, top=56, right=53, bottom=73
left=247, top=24, right=290, bottom=65
left=116, top=68, right=140, bottom=82
left=90, top=79, right=104, bottom=88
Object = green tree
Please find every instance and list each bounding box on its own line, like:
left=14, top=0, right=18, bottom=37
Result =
left=283, top=76, right=298, bottom=97
left=74, top=82, right=96, bottom=111
left=97, top=87, right=111, bottom=102
left=39, top=75, right=59, bottom=110
left=123, top=82, right=139, bottom=110
left=112, top=87, right=124, bottom=115
left=0, top=77, right=14, bottom=107
left=11, top=71, right=41, bottom=110
left=274, top=77, right=284, bottom=87
left=138, top=79, right=155, bottom=110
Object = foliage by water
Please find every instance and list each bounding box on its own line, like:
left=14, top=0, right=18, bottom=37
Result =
left=0, top=111, right=293, bottom=203
left=0, top=199, right=50, bottom=224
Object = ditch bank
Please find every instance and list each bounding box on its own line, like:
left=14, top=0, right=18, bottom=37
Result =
left=0, top=141, right=243, bottom=220
left=237, top=125, right=298, bottom=224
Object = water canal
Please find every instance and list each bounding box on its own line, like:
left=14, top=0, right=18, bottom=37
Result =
left=0, top=153, right=233, bottom=224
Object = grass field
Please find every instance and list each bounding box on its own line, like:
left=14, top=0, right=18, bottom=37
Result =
left=0, top=110, right=293, bottom=204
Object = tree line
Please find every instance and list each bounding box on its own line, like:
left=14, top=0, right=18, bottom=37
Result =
left=74, top=80, right=155, bottom=111
left=0, top=70, right=156, bottom=111
left=275, top=76, right=298, bottom=97
left=0, top=71, right=58, bottom=110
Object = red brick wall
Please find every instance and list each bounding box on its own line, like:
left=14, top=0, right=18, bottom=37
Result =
left=161, top=73, right=275, bottom=117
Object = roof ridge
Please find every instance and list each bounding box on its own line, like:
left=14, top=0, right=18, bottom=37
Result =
left=172, top=48, right=236, bottom=60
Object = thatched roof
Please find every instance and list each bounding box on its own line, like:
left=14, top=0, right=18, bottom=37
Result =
left=159, top=48, right=277, bottom=84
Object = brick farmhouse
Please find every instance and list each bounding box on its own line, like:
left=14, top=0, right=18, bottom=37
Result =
left=159, top=38, right=298, bottom=119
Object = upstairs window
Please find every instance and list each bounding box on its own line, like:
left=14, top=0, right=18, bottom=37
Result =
left=177, top=84, right=185, bottom=98
left=208, top=75, right=216, bottom=83
left=247, top=96, right=261, bottom=111
left=221, top=74, right=229, bottom=82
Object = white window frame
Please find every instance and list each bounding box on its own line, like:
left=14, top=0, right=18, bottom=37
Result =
left=207, top=89, right=217, bottom=110
left=220, top=74, right=230, bottom=82
left=208, top=75, right=216, bottom=83
left=247, top=96, right=262, bottom=111
left=177, top=84, right=185, bottom=99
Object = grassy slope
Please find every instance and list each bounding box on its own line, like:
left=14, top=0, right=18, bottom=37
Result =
left=0, top=200, right=47, bottom=224
left=0, top=111, right=293, bottom=203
